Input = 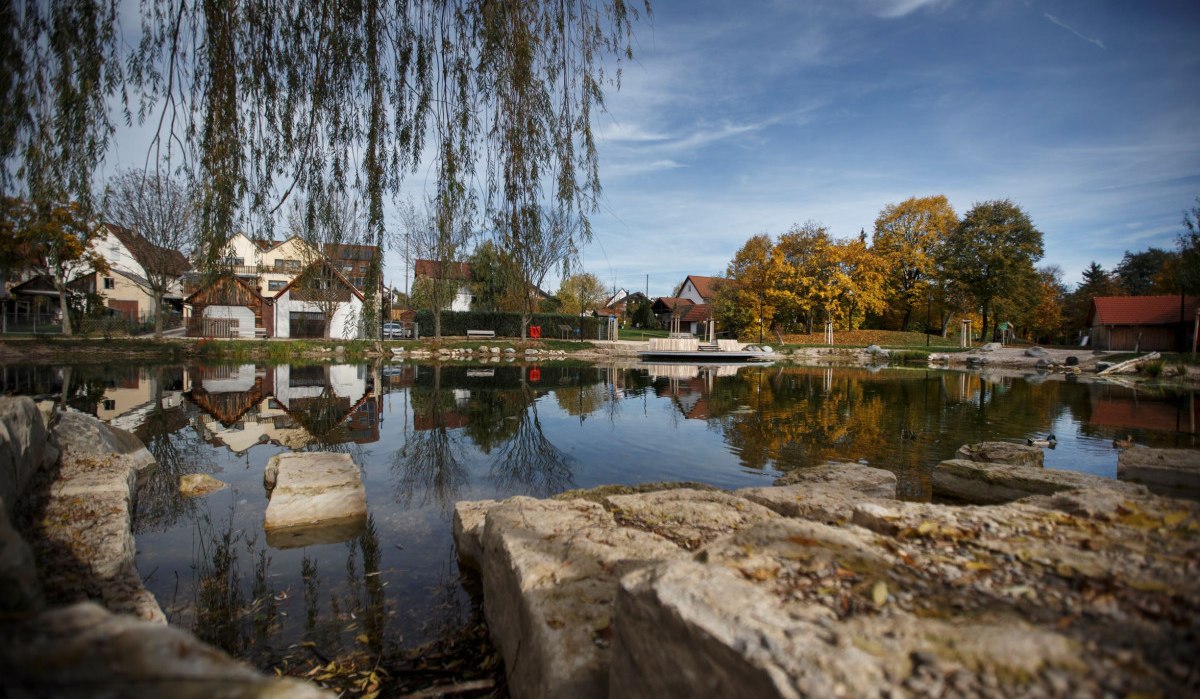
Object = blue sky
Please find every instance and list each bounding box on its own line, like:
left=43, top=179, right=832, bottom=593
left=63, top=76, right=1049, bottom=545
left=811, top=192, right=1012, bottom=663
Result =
left=580, top=0, right=1200, bottom=298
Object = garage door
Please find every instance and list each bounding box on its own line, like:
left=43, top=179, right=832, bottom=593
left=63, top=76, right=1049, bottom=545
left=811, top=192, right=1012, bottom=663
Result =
left=107, top=299, right=138, bottom=321
left=289, top=311, right=326, bottom=338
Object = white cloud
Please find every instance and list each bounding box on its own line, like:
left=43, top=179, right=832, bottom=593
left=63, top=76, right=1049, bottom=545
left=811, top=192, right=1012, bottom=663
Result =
left=1043, top=13, right=1106, bottom=50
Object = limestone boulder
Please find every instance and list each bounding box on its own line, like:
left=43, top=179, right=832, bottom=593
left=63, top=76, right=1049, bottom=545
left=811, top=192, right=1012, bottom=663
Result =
left=933, top=458, right=1146, bottom=504
left=476, top=496, right=683, bottom=699
left=1117, top=447, right=1200, bottom=500
left=737, top=483, right=886, bottom=524
left=263, top=453, right=367, bottom=548
left=772, top=461, right=898, bottom=498
left=955, top=441, right=1045, bottom=468
left=0, top=601, right=331, bottom=698
left=452, top=498, right=497, bottom=570
left=0, top=497, right=43, bottom=613
left=179, top=473, right=227, bottom=497
left=0, top=396, right=59, bottom=509
left=1025, top=346, right=1050, bottom=357
left=602, top=488, right=778, bottom=550
left=25, top=411, right=164, bottom=622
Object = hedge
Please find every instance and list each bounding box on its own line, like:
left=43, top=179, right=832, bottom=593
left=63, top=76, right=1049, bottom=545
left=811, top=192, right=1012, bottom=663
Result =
left=412, top=309, right=602, bottom=338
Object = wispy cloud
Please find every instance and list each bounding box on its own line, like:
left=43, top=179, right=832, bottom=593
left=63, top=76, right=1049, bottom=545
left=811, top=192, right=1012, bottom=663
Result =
left=1043, top=13, right=1106, bottom=50
left=872, top=0, right=949, bottom=19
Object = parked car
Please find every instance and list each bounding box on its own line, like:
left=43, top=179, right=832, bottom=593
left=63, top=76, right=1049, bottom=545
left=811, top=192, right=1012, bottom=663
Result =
left=382, top=322, right=405, bottom=339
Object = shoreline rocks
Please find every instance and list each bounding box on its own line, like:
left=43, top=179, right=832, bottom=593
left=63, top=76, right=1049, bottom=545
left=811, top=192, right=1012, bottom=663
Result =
left=457, top=450, right=1200, bottom=699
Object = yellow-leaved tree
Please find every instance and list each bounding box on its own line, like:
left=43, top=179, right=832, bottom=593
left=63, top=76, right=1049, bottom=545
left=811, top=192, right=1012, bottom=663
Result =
left=871, top=195, right=957, bottom=330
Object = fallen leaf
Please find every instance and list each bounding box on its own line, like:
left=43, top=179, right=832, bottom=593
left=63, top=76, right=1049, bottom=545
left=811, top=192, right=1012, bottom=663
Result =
left=871, top=580, right=888, bottom=607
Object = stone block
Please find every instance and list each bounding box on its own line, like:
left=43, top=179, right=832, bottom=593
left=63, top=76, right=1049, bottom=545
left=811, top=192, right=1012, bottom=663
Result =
left=931, top=458, right=1146, bottom=504
left=452, top=499, right=497, bottom=570
left=0, top=396, right=57, bottom=511
left=263, top=453, right=367, bottom=548
left=478, top=496, right=682, bottom=699
left=1118, top=447, right=1200, bottom=500
left=602, top=488, right=778, bottom=550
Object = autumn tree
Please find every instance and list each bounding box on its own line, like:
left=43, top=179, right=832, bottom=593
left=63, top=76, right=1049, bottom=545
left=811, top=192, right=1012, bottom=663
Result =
left=102, top=168, right=196, bottom=338
left=557, top=272, right=607, bottom=318
left=722, top=234, right=779, bottom=342
left=1023, top=265, right=1068, bottom=344
left=871, top=195, right=957, bottom=330
left=940, top=200, right=1044, bottom=342
left=775, top=222, right=838, bottom=334
left=829, top=234, right=889, bottom=331
left=2, top=198, right=108, bottom=336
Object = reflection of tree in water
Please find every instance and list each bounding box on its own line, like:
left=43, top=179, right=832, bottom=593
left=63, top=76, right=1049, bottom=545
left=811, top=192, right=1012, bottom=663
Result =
left=299, top=515, right=389, bottom=655
left=490, top=387, right=574, bottom=497
left=190, top=504, right=279, bottom=666
left=553, top=366, right=616, bottom=424
left=135, top=366, right=205, bottom=533
left=393, top=365, right=467, bottom=513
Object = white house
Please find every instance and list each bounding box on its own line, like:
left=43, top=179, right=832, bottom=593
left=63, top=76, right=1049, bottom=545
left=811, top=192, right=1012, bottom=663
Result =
left=272, top=259, right=365, bottom=339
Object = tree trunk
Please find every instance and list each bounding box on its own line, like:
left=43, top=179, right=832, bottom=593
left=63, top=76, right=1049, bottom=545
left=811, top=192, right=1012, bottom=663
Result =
left=980, top=300, right=990, bottom=343
left=153, top=289, right=164, bottom=339
left=57, top=283, right=72, bottom=336
left=901, top=305, right=912, bottom=332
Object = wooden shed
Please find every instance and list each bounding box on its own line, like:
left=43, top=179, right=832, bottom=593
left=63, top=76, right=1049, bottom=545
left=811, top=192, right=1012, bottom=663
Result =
left=1087, top=295, right=1200, bottom=351
left=185, top=273, right=273, bottom=338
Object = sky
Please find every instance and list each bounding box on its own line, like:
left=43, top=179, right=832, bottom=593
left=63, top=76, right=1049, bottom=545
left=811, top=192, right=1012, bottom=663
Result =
left=99, top=0, right=1200, bottom=300
left=577, top=0, right=1200, bottom=298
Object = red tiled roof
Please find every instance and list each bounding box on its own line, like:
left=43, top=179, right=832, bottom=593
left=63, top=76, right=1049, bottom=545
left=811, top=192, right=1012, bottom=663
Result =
left=684, top=275, right=729, bottom=301
left=1088, top=296, right=1200, bottom=326
left=680, top=303, right=712, bottom=322
left=414, top=259, right=471, bottom=281
left=653, top=297, right=690, bottom=311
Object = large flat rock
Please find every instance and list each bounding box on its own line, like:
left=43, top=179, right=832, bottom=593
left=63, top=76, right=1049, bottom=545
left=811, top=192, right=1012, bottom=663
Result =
left=0, top=396, right=59, bottom=509
left=603, top=488, right=779, bottom=550
left=477, top=496, right=684, bottom=699
left=263, top=452, right=367, bottom=548
left=932, top=458, right=1147, bottom=504
left=773, top=461, right=898, bottom=498
left=955, top=440, right=1045, bottom=468
left=1118, top=446, right=1200, bottom=500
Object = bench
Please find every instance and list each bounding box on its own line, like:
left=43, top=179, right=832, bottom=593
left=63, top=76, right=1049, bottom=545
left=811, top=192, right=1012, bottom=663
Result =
left=466, top=329, right=495, bottom=339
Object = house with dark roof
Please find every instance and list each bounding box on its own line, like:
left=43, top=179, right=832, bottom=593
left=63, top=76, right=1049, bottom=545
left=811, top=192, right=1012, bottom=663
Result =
left=1087, top=295, right=1200, bottom=351
left=88, top=223, right=192, bottom=320
left=650, top=275, right=731, bottom=336
left=271, top=258, right=365, bottom=339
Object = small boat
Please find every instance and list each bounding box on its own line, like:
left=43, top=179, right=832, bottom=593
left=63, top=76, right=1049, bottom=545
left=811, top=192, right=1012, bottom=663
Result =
left=1027, top=434, right=1056, bottom=448
left=1112, top=435, right=1134, bottom=449
left=638, top=337, right=776, bottom=363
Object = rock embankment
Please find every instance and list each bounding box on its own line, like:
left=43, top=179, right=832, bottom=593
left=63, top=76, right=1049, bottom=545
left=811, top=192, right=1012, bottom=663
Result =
left=0, top=396, right=330, bottom=698
left=456, top=454, right=1199, bottom=699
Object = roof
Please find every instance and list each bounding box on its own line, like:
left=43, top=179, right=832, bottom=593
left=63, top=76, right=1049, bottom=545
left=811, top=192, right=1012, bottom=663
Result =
left=652, top=297, right=691, bottom=312
left=326, top=243, right=380, bottom=261
left=1087, top=296, right=1200, bottom=327
left=414, top=259, right=471, bottom=281
left=274, top=257, right=366, bottom=302
left=682, top=275, right=728, bottom=301
left=680, top=303, right=712, bottom=323
left=184, top=272, right=268, bottom=306
left=104, top=224, right=191, bottom=276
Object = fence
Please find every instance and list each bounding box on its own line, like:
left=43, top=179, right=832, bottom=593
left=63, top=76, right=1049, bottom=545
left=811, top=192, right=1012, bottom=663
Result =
left=2, top=307, right=183, bottom=337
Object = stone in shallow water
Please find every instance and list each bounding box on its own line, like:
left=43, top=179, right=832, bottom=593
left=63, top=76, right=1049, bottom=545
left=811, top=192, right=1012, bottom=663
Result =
left=263, top=452, right=366, bottom=548
left=955, top=441, right=1045, bottom=468
left=772, top=461, right=898, bottom=498
left=931, top=458, right=1146, bottom=504
left=179, top=473, right=227, bottom=497
left=1118, top=446, right=1200, bottom=500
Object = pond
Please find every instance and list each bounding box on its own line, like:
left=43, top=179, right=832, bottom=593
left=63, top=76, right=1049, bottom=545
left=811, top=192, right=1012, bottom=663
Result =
left=3, top=360, right=1198, bottom=669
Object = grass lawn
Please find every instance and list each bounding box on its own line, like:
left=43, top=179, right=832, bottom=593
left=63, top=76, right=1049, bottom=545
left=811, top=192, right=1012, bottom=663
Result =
left=778, top=329, right=962, bottom=349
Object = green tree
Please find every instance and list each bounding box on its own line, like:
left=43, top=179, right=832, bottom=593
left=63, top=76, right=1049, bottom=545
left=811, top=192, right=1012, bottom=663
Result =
left=940, top=200, right=1044, bottom=342
left=630, top=297, right=657, bottom=329
left=557, top=272, right=607, bottom=319
left=1064, top=261, right=1121, bottom=334
left=871, top=195, right=957, bottom=330
left=468, top=241, right=523, bottom=312
left=1115, top=248, right=1177, bottom=296
left=1178, top=196, right=1200, bottom=295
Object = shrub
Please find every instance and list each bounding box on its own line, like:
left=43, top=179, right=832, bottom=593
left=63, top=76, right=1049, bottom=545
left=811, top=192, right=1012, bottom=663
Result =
left=1142, top=360, right=1164, bottom=378
left=411, top=310, right=602, bottom=338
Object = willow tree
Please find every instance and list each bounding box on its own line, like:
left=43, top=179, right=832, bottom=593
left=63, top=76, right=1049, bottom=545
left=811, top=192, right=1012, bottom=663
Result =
left=5, top=0, right=649, bottom=339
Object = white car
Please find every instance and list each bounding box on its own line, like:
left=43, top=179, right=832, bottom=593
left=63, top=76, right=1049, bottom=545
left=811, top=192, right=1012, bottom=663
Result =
left=382, top=322, right=405, bottom=339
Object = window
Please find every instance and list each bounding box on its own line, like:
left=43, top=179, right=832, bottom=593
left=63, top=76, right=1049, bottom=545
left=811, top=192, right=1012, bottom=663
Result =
left=274, top=259, right=300, bottom=272
left=268, top=280, right=286, bottom=291
left=103, top=277, right=115, bottom=289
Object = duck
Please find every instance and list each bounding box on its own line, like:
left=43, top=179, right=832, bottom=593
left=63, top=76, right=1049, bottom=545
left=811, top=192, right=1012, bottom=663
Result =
left=1112, top=435, right=1134, bottom=449
left=1027, top=434, right=1056, bottom=448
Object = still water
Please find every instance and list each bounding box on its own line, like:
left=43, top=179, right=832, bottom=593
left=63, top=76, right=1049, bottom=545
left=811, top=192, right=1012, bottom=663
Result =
left=3, top=361, right=1198, bottom=667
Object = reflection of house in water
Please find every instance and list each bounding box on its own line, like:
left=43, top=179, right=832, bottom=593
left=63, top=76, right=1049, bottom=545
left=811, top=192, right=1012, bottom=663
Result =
left=186, top=364, right=382, bottom=452
left=1090, top=390, right=1198, bottom=436
left=649, top=365, right=740, bottom=420
left=86, top=367, right=187, bottom=436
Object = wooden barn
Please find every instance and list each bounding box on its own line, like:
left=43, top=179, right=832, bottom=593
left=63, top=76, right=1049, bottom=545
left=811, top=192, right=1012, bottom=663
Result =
left=1087, top=295, right=1200, bottom=352
left=185, top=273, right=274, bottom=338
